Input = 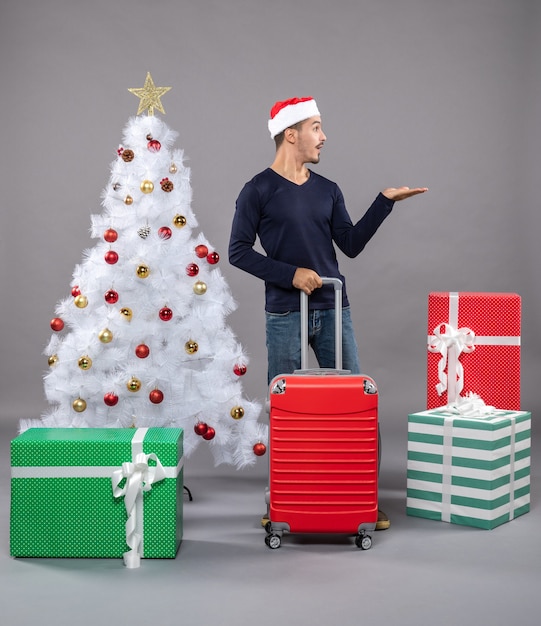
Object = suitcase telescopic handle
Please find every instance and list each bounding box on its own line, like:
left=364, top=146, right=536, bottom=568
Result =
left=300, top=277, right=343, bottom=370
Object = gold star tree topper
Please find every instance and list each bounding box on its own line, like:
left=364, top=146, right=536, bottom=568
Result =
left=128, top=72, right=172, bottom=116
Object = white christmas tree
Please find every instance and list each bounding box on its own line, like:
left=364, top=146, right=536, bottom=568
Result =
left=25, top=73, right=267, bottom=469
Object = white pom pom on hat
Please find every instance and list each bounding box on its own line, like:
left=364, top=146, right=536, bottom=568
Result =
left=268, top=97, right=320, bottom=139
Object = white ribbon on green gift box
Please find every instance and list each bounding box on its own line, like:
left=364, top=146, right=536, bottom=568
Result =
left=427, top=292, right=521, bottom=403
left=438, top=401, right=517, bottom=523
left=111, top=428, right=167, bottom=569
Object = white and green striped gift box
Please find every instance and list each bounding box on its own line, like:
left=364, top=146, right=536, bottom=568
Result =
left=407, top=409, right=530, bottom=529
left=10, top=427, right=183, bottom=560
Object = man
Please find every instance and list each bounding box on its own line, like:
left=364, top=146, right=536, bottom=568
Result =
left=229, top=97, right=427, bottom=530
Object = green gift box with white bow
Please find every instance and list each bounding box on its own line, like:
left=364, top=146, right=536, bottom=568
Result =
left=10, top=427, right=183, bottom=565
left=407, top=409, right=530, bottom=529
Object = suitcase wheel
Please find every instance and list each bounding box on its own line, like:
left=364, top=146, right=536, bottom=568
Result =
left=265, top=534, right=281, bottom=550
left=355, top=533, right=372, bottom=550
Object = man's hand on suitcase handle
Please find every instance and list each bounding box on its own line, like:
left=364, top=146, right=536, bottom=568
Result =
left=293, top=268, right=323, bottom=295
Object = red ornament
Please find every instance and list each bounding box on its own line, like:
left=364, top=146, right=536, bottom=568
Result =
left=158, top=226, right=172, bottom=240
left=104, top=392, right=119, bottom=407
left=202, top=427, right=216, bottom=441
left=50, top=317, right=64, bottom=332
left=159, top=306, right=173, bottom=321
left=71, top=285, right=81, bottom=297
left=104, top=289, right=119, bottom=304
left=147, top=139, right=161, bottom=152
left=194, top=422, right=208, bottom=436
left=117, top=147, right=124, bottom=156
left=233, top=364, right=247, bottom=376
left=206, top=251, right=220, bottom=265
left=253, top=442, right=267, bottom=457
left=149, top=389, right=164, bottom=404
left=104, top=228, right=118, bottom=243
left=195, top=244, right=208, bottom=258
left=186, top=263, right=199, bottom=277
left=135, top=343, right=150, bottom=358
left=104, top=250, right=119, bottom=265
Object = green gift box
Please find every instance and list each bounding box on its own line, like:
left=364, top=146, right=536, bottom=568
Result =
left=407, top=409, right=531, bottom=529
left=10, top=427, right=183, bottom=566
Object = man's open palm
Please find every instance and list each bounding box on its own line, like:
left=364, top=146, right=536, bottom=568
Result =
left=383, top=186, right=428, bottom=201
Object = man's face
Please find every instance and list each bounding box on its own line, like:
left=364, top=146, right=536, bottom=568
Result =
left=295, top=116, right=326, bottom=164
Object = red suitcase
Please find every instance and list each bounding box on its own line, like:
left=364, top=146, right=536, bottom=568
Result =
left=264, top=278, right=378, bottom=550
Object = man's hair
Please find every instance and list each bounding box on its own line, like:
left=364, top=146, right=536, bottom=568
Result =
left=274, top=120, right=304, bottom=149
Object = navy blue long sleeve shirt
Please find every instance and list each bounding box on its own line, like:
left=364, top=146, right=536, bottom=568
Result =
left=229, top=168, right=394, bottom=313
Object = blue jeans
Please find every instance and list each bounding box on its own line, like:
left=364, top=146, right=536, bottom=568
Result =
left=265, top=307, right=360, bottom=384
left=265, top=307, right=381, bottom=473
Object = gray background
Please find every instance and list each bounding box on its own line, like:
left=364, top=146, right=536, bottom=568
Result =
left=1, top=2, right=540, bottom=625
left=1, top=0, right=539, bottom=476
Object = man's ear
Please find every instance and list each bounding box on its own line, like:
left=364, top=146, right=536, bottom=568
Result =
left=284, top=127, right=297, bottom=144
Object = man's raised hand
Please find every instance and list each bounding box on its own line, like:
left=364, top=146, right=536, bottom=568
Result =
left=382, top=186, right=428, bottom=201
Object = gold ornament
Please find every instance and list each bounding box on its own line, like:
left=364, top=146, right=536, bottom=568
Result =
left=74, top=294, right=88, bottom=308
left=78, top=356, right=92, bottom=370
left=48, top=354, right=59, bottom=367
left=193, top=280, right=207, bottom=295
left=136, top=263, right=150, bottom=278
left=98, top=328, right=113, bottom=343
left=173, top=214, right=187, bottom=228
left=128, top=72, right=172, bottom=116
left=230, top=406, right=245, bottom=420
left=169, top=163, right=178, bottom=174
left=140, top=180, right=154, bottom=194
left=120, top=307, right=133, bottom=321
left=72, top=398, right=87, bottom=413
left=127, top=377, right=142, bottom=392
left=124, top=194, right=134, bottom=205
left=185, top=340, right=199, bottom=354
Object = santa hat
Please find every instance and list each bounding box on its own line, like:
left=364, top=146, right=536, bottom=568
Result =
left=268, top=97, right=320, bottom=139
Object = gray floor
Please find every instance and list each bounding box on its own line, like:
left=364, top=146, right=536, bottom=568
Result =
left=1, top=416, right=539, bottom=626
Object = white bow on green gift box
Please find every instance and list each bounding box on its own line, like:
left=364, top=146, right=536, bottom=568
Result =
left=112, top=446, right=167, bottom=569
